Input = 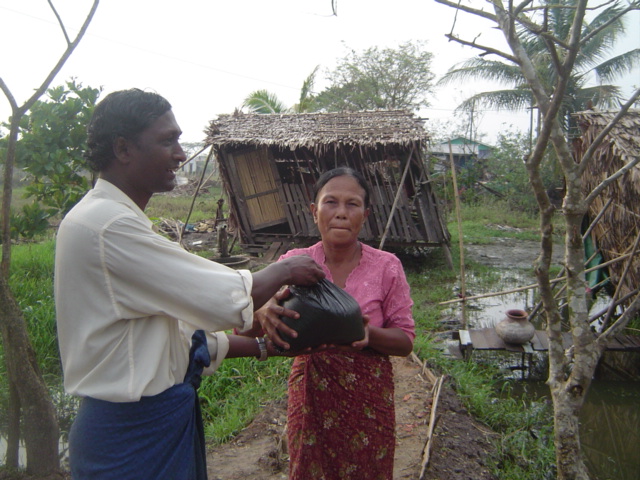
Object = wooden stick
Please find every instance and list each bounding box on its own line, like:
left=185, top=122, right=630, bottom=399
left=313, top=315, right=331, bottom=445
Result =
left=178, top=144, right=209, bottom=170
left=410, top=351, right=422, bottom=366
left=449, top=142, right=466, bottom=327
left=181, top=146, right=215, bottom=242
left=379, top=145, right=415, bottom=250
left=419, top=376, right=444, bottom=480
left=601, top=228, right=640, bottom=330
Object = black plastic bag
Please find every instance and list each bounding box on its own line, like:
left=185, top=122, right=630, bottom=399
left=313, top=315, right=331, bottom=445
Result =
left=277, top=278, right=364, bottom=351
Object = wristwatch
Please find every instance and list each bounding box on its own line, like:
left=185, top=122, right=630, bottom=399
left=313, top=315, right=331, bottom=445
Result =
left=256, top=337, right=268, bottom=361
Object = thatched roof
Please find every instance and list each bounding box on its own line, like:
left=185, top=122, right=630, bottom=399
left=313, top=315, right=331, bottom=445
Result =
left=204, top=110, right=428, bottom=150
left=575, top=109, right=640, bottom=302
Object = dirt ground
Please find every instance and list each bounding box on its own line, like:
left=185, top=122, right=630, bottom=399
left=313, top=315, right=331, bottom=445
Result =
left=201, top=237, right=552, bottom=480
left=205, top=355, right=498, bottom=480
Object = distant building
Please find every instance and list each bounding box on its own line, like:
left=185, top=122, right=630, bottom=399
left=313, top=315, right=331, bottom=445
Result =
left=179, top=145, right=217, bottom=177
left=430, top=137, right=493, bottom=172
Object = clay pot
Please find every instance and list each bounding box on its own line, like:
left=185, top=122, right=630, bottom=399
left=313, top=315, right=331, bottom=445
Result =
left=495, top=309, right=535, bottom=345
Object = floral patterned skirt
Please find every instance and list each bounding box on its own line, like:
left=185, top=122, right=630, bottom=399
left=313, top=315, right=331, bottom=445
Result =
left=287, top=350, right=395, bottom=480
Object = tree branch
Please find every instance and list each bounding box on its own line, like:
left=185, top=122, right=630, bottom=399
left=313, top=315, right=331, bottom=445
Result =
left=513, top=0, right=534, bottom=17
left=20, top=0, right=100, bottom=116
left=48, top=0, right=71, bottom=45
left=443, top=34, right=518, bottom=63
left=434, top=0, right=497, bottom=22
left=581, top=3, right=640, bottom=46
left=0, top=78, right=18, bottom=113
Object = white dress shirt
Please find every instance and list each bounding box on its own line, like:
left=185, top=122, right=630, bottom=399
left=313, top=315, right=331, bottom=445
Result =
left=54, top=179, right=254, bottom=402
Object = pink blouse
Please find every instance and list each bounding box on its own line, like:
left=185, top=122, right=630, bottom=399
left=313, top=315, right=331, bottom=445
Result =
left=280, top=242, right=415, bottom=342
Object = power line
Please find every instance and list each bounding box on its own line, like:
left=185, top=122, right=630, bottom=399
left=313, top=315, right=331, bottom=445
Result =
left=0, top=5, right=302, bottom=93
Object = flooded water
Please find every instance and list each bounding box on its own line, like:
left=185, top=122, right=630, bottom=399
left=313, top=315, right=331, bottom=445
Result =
left=446, top=261, right=640, bottom=480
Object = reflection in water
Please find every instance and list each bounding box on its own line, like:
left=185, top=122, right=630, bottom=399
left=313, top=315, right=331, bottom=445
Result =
left=447, top=270, right=540, bottom=330
left=581, top=382, right=640, bottom=480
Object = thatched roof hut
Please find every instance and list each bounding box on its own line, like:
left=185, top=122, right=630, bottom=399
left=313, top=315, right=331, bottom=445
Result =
left=205, top=110, right=451, bottom=262
left=574, top=109, right=640, bottom=302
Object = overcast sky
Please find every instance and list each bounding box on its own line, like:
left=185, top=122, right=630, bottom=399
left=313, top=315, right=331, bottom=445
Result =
left=1, top=0, right=638, bottom=144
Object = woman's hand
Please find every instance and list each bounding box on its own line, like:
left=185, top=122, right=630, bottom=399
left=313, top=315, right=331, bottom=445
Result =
left=255, top=288, right=301, bottom=351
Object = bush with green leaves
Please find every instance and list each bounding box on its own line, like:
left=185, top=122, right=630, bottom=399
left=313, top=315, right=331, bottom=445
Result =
left=481, top=129, right=562, bottom=214
left=5, top=79, right=101, bottom=238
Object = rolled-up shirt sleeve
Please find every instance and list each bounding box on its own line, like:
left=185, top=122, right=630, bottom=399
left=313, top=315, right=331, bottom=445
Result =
left=102, top=215, right=254, bottom=331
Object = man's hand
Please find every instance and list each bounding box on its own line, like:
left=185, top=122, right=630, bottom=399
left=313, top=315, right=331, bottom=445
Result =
left=279, top=255, right=325, bottom=286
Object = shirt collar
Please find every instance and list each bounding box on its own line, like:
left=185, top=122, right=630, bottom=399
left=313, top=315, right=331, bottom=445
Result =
left=94, top=178, right=153, bottom=228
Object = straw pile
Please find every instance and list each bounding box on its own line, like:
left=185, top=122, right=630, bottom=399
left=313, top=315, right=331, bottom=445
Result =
left=575, top=110, right=640, bottom=301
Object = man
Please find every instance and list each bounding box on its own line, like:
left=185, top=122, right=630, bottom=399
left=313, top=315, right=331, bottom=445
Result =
left=54, top=88, right=324, bottom=479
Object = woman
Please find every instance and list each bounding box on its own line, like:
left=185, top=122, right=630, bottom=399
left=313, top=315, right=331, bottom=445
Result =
left=256, top=167, right=415, bottom=479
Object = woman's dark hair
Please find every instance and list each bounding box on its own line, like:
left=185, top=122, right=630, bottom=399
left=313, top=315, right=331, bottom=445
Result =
left=85, top=88, right=172, bottom=172
left=313, top=167, right=371, bottom=208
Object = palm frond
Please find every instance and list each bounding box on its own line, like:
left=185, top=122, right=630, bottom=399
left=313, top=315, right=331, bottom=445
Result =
left=575, top=85, right=624, bottom=110
left=242, top=90, right=289, bottom=114
left=594, top=49, right=640, bottom=83
left=456, top=89, right=534, bottom=113
left=438, top=58, right=522, bottom=87
left=293, top=66, right=320, bottom=113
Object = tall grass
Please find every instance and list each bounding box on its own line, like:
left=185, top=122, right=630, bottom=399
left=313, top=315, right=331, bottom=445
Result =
left=199, top=356, right=292, bottom=443
left=7, top=240, right=60, bottom=380
left=446, top=198, right=565, bottom=245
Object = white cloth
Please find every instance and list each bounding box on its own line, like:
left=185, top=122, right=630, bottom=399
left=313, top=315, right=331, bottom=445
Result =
left=54, top=179, right=254, bottom=402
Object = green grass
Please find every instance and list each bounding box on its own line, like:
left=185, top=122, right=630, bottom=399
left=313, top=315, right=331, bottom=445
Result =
left=199, top=356, right=292, bottom=443
left=448, top=199, right=564, bottom=245
left=146, top=183, right=226, bottom=225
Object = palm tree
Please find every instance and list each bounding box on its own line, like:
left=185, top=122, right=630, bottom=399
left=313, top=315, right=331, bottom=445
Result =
left=438, top=0, right=640, bottom=135
left=242, top=66, right=319, bottom=114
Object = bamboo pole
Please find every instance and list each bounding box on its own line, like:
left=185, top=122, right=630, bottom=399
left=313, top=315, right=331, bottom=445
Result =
left=419, top=375, right=444, bottom=480
left=600, top=228, right=640, bottom=333
left=448, top=142, right=466, bottom=327
left=178, top=144, right=209, bottom=170
left=181, top=146, right=215, bottom=243
left=379, top=145, right=415, bottom=250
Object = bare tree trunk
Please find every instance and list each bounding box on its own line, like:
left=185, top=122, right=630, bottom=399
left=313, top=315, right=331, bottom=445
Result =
left=6, top=379, right=20, bottom=469
left=551, top=389, right=590, bottom=480
left=0, top=276, right=60, bottom=475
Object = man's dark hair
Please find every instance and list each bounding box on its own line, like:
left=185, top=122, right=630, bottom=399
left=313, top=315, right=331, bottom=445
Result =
left=85, top=88, right=172, bottom=172
left=313, top=166, right=371, bottom=208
